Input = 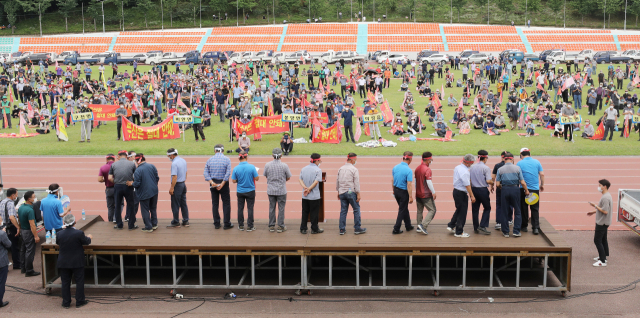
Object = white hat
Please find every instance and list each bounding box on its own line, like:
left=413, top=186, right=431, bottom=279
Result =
left=520, top=147, right=530, bottom=154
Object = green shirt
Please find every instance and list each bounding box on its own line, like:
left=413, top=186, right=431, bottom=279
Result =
left=193, top=108, right=202, bottom=124
left=18, top=203, right=35, bottom=231
left=2, top=100, right=10, bottom=114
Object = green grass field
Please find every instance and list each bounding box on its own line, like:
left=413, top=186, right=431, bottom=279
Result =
left=1, top=63, right=639, bottom=157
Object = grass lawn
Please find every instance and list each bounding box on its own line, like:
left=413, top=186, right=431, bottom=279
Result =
left=1, top=63, right=639, bottom=157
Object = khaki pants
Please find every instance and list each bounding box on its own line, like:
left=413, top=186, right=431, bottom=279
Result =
left=416, top=197, right=437, bottom=228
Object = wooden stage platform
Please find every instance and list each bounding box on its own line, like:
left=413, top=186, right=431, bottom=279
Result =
left=41, top=216, right=572, bottom=295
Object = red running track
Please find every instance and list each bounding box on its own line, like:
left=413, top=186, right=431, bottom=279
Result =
left=1, top=156, right=636, bottom=231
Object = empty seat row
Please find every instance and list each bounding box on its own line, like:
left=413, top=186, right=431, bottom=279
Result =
left=116, top=37, right=202, bottom=44
left=18, top=45, right=109, bottom=54
left=207, top=36, right=281, bottom=43
left=444, top=25, right=517, bottom=34
left=447, top=35, right=522, bottom=43
left=527, top=35, right=614, bottom=42
left=209, top=26, right=283, bottom=35
left=21, top=37, right=112, bottom=45
left=284, top=36, right=358, bottom=43
left=368, top=23, right=440, bottom=34
left=286, top=24, right=357, bottom=35
left=368, top=36, right=443, bottom=43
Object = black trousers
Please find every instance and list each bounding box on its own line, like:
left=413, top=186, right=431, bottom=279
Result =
left=114, top=184, right=135, bottom=229
left=563, top=124, right=573, bottom=141
left=117, top=121, right=122, bottom=139
left=139, top=194, right=158, bottom=230
left=210, top=180, right=231, bottom=227
left=0, top=265, right=6, bottom=303
left=393, top=187, right=412, bottom=231
left=603, top=119, right=615, bottom=141
left=344, top=125, right=354, bottom=142
left=280, top=141, right=293, bottom=153
left=60, top=267, right=85, bottom=306
left=193, top=123, right=205, bottom=140
left=594, top=224, right=609, bottom=262
left=341, top=85, right=347, bottom=98
left=301, top=199, right=320, bottom=231
left=358, top=86, right=366, bottom=98
left=448, top=189, right=469, bottom=235
left=237, top=190, right=255, bottom=228
left=7, top=228, right=21, bottom=268
left=20, top=230, right=36, bottom=273
left=520, top=188, right=540, bottom=230
left=471, top=187, right=491, bottom=230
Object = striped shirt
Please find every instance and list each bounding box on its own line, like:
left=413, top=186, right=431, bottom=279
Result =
left=203, top=153, right=232, bottom=182
left=0, top=198, right=16, bottom=225
left=263, top=159, right=292, bottom=196
left=496, top=163, right=524, bottom=187
left=336, top=163, right=360, bottom=195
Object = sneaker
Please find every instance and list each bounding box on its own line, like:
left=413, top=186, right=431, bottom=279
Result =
left=454, top=232, right=470, bottom=238
left=238, top=225, right=244, bottom=231
left=340, top=229, right=346, bottom=235
left=593, top=257, right=608, bottom=263
left=495, top=223, right=502, bottom=230
left=446, top=227, right=454, bottom=232
left=246, top=226, right=256, bottom=232
left=593, top=260, right=607, bottom=267
left=269, top=226, right=276, bottom=232
left=478, top=227, right=491, bottom=235
left=406, top=226, right=415, bottom=232
left=392, top=229, right=404, bottom=234
left=182, top=221, right=190, bottom=227
left=141, top=228, right=153, bottom=233
left=354, top=228, right=367, bottom=235
left=417, top=224, right=428, bottom=235
left=521, top=227, right=528, bottom=232
left=152, top=225, right=158, bottom=230
left=277, top=226, right=287, bottom=233
left=114, top=225, right=123, bottom=230
left=128, top=225, right=139, bottom=230
left=223, top=223, right=234, bottom=230
left=124, top=218, right=129, bottom=222
left=25, top=271, right=41, bottom=277
left=166, top=223, right=181, bottom=228
left=300, top=229, right=308, bottom=234
left=311, top=228, right=324, bottom=234
left=503, top=233, right=510, bottom=238
left=214, top=224, right=221, bottom=229
left=513, top=232, right=522, bottom=237
left=508, top=221, right=513, bottom=226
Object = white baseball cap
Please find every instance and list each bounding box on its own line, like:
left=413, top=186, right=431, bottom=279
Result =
left=520, top=148, right=530, bottom=154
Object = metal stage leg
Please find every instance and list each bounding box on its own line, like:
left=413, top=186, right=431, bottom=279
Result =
left=436, top=255, right=440, bottom=288
left=462, top=256, right=467, bottom=288
left=382, top=256, right=386, bottom=287
left=516, top=256, right=521, bottom=288
left=120, top=255, right=125, bottom=286
left=225, top=255, right=230, bottom=287
left=94, top=255, right=99, bottom=286
left=328, top=255, right=332, bottom=287
left=251, top=255, right=255, bottom=287
left=489, top=256, right=494, bottom=288
left=356, top=256, right=360, bottom=287
left=199, top=256, right=203, bottom=286
left=543, top=254, right=548, bottom=288
left=408, top=255, right=413, bottom=287
left=146, top=255, right=150, bottom=286
left=279, top=256, right=283, bottom=287
left=172, top=255, right=177, bottom=286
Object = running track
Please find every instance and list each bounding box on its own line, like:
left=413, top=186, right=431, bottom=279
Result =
left=1, top=156, right=635, bottom=231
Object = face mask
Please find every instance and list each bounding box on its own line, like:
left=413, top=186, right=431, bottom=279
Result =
left=598, top=186, right=603, bottom=193
left=0, top=190, right=3, bottom=196
left=317, top=163, right=321, bottom=167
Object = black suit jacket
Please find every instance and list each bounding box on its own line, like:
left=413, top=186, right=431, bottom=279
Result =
left=56, top=227, right=92, bottom=269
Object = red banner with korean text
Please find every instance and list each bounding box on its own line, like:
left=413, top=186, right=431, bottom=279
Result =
left=379, top=100, right=393, bottom=123
left=122, top=115, right=180, bottom=141
left=88, top=104, right=120, bottom=121
left=590, top=121, right=605, bottom=140
left=234, top=115, right=289, bottom=136
left=312, top=121, right=342, bottom=144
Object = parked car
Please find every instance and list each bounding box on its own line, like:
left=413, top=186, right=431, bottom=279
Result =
left=283, top=51, right=313, bottom=64
left=377, top=53, right=408, bottom=64
left=419, top=53, right=449, bottom=64
left=538, top=49, right=563, bottom=61
left=14, top=52, right=53, bottom=66
left=621, top=49, right=640, bottom=59
left=104, top=52, right=139, bottom=66
left=593, top=51, right=630, bottom=64
left=184, top=50, right=201, bottom=64
left=251, top=50, right=274, bottom=62
left=132, top=53, right=149, bottom=63
left=53, top=51, right=78, bottom=63
left=63, top=53, right=102, bottom=65
left=460, top=53, right=490, bottom=64
left=146, top=52, right=185, bottom=65
left=504, top=51, right=540, bottom=63
left=417, top=50, right=439, bottom=59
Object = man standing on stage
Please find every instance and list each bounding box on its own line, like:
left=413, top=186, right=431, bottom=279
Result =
left=108, top=151, right=137, bottom=230
left=167, top=148, right=190, bottom=228
left=491, top=152, right=511, bottom=230
left=17, top=191, right=39, bottom=277
left=57, top=214, right=91, bottom=309
left=495, top=152, right=529, bottom=237
left=588, top=179, right=612, bottom=267
left=131, top=154, right=159, bottom=233
left=263, top=148, right=291, bottom=233
left=447, top=154, right=476, bottom=238
left=392, top=151, right=414, bottom=234
left=299, top=153, right=324, bottom=234
left=336, top=153, right=366, bottom=235
left=470, top=150, right=494, bottom=235
left=415, top=152, right=437, bottom=235
left=1, top=188, right=21, bottom=270
left=204, top=144, right=233, bottom=230
left=517, top=148, right=544, bottom=235
left=231, top=151, right=259, bottom=231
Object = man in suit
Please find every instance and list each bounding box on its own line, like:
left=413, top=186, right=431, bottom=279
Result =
left=57, top=214, right=92, bottom=309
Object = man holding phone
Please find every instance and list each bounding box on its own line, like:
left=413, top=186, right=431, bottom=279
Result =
left=588, top=179, right=612, bottom=267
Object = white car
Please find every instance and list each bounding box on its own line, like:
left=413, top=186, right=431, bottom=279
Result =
left=378, top=54, right=408, bottom=64
left=420, top=53, right=449, bottom=64
left=0, top=53, right=9, bottom=64
left=271, top=52, right=285, bottom=63
left=460, top=53, right=490, bottom=64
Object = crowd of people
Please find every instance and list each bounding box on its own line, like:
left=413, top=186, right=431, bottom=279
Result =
left=2, top=52, right=639, bottom=148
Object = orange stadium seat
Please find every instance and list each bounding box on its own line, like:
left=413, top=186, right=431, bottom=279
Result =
left=20, top=37, right=112, bottom=45
left=201, top=45, right=278, bottom=52
left=446, top=35, right=522, bottom=43
left=447, top=43, right=526, bottom=52
left=526, top=35, right=614, bottom=42
left=280, top=44, right=357, bottom=52
left=368, top=36, right=442, bottom=43
left=618, top=35, right=640, bottom=42
left=444, top=25, right=516, bottom=34
left=209, top=26, right=283, bottom=35
left=119, top=31, right=206, bottom=35
left=368, top=23, right=440, bottom=34
left=207, top=36, right=281, bottom=43
left=18, top=45, right=109, bottom=54
left=367, top=44, right=445, bottom=52
left=286, top=24, right=357, bottom=35
left=113, top=45, right=198, bottom=53
left=523, top=29, right=611, bottom=34
left=116, top=37, right=202, bottom=44
left=620, top=43, right=640, bottom=50
left=530, top=43, right=617, bottom=51
left=283, top=36, right=357, bottom=43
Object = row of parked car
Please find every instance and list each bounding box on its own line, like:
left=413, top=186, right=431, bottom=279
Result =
left=2, top=47, right=638, bottom=68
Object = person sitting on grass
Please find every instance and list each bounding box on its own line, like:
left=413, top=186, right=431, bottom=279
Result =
left=280, top=132, right=293, bottom=155
left=234, top=132, right=250, bottom=154
left=473, top=114, right=485, bottom=130
left=526, top=122, right=536, bottom=137
left=447, top=94, right=458, bottom=107
left=434, top=119, right=449, bottom=137
left=494, top=112, right=506, bottom=129
left=483, top=116, right=500, bottom=135
left=458, top=117, right=470, bottom=134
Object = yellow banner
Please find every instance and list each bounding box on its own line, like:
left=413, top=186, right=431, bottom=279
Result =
left=560, top=115, right=581, bottom=125
left=71, top=112, right=94, bottom=122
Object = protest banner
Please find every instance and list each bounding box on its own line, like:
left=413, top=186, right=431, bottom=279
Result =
left=362, top=113, right=384, bottom=124
left=590, top=121, right=605, bottom=140
left=312, top=121, right=342, bottom=144
left=281, top=113, right=303, bottom=122
left=632, top=115, right=640, bottom=124
left=235, top=115, right=289, bottom=136
left=559, top=115, right=582, bottom=125
left=88, top=104, right=119, bottom=121
left=379, top=100, right=393, bottom=123
left=71, top=112, right=94, bottom=122
left=173, top=115, right=194, bottom=124
left=122, top=115, right=180, bottom=141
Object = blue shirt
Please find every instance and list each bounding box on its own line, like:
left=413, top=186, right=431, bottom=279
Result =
left=231, top=161, right=258, bottom=193
left=170, top=156, right=188, bottom=183
left=41, top=194, right=64, bottom=230
left=392, top=162, right=413, bottom=190
left=453, top=163, right=471, bottom=192
left=204, top=153, right=232, bottom=182
left=517, top=157, right=543, bottom=190
left=341, top=109, right=354, bottom=126
left=496, top=162, right=524, bottom=187
left=299, top=163, right=323, bottom=200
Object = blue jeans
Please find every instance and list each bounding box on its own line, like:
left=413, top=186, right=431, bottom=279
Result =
left=339, top=192, right=362, bottom=230
left=500, top=186, right=522, bottom=235
left=573, top=94, right=582, bottom=109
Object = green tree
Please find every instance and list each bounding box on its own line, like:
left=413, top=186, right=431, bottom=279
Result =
left=597, top=0, right=623, bottom=27
left=630, top=0, right=640, bottom=27
left=112, top=0, right=130, bottom=31
left=495, top=0, right=514, bottom=22
left=451, top=0, right=467, bottom=22
left=57, top=0, right=76, bottom=31
left=546, top=0, right=562, bottom=26
left=376, top=0, right=397, bottom=18
left=164, top=0, right=177, bottom=26
left=571, top=0, right=594, bottom=25
left=3, top=0, right=21, bottom=34
left=189, top=0, right=201, bottom=25
left=421, top=0, right=439, bottom=21
left=209, top=0, right=229, bottom=25
left=16, top=0, right=53, bottom=35
left=473, top=0, right=487, bottom=23
left=136, top=0, right=154, bottom=28
left=85, top=0, right=102, bottom=31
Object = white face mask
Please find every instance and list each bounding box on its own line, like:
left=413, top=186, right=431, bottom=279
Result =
left=0, top=190, right=3, bottom=196
left=598, top=186, right=603, bottom=193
